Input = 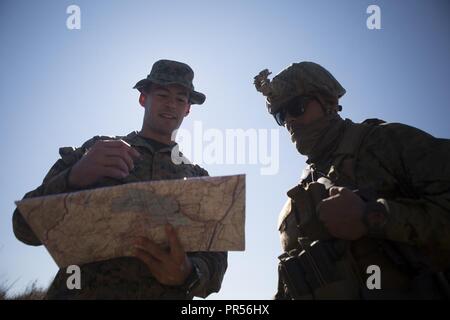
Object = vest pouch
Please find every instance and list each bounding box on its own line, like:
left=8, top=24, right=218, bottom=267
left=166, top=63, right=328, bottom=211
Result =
left=278, top=240, right=361, bottom=299
left=287, top=182, right=332, bottom=240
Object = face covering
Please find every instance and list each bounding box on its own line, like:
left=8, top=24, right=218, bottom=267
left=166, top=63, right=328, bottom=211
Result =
left=290, top=113, right=343, bottom=156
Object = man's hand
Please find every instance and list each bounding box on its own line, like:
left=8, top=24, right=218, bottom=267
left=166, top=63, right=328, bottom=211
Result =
left=133, top=224, right=193, bottom=286
left=317, top=187, right=367, bottom=240
left=68, top=139, right=141, bottom=188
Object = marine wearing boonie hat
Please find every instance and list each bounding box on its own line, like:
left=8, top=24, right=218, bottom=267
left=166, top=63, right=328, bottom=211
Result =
left=134, top=59, right=206, bottom=105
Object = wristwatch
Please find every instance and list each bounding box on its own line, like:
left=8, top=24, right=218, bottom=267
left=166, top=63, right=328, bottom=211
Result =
left=362, top=201, right=388, bottom=238
left=181, top=262, right=202, bottom=296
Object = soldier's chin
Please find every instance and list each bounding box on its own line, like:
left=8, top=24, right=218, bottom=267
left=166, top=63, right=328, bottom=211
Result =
left=153, top=125, right=176, bottom=137
left=290, top=133, right=298, bottom=144
left=163, top=122, right=181, bottom=133
left=293, top=141, right=305, bottom=155
left=291, top=134, right=302, bottom=147
left=292, top=137, right=309, bottom=155
left=291, top=137, right=300, bottom=152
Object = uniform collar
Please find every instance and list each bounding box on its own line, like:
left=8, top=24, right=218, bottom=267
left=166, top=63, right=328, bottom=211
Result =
left=124, top=131, right=192, bottom=164
left=125, top=131, right=177, bottom=154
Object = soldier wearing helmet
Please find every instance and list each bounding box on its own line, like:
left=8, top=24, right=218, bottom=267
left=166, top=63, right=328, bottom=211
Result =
left=254, top=61, right=450, bottom=299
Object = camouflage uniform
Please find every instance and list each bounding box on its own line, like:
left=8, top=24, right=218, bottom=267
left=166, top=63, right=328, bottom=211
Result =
left=254, top=62, right=450, bottom=299
left=13, top=60, right=227, bottom=299
left=13, top=132, right=228, bottom=299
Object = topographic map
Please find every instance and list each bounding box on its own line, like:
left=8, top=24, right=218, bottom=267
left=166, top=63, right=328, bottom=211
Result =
left=16, top=174, right=245, bottom=268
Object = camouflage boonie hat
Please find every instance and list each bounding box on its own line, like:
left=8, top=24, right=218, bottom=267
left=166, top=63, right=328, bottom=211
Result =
left=254, top=61, right=346, bottom=114
left=133, top=59, right=206, bottom=105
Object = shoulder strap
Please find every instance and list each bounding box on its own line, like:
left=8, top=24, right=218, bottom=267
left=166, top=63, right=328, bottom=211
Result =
left=332, top=119, right=384, bottom=169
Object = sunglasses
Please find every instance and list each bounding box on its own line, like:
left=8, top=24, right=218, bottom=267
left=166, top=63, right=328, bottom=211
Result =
left=273, top=96, right=315, bottom=126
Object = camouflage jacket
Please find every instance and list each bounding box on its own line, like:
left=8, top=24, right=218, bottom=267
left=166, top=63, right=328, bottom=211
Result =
left=278, top=118, right=450, bottom=298
left=12, top=131, right=228, bottom=299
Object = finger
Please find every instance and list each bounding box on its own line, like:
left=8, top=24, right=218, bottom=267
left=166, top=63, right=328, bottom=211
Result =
left=100, top=166, right=128, bottom=179
left=128, top=147, right=141, bottom=159
left=103, top=148, right=135, bottom=171
left=100, top=156, right=130, bottom=175
left=329, top=187, right=343, bottom=197
left=134, top=247, right=161, bottom=276
left=104, top=140, right=141, bottom=159
left=317, top=198, right=334, bottom=221
left=135, top=237, right=169, bottom=262
left=166, top=224, right=184, bottom=260
left=101, top=139, right=132, bottom=148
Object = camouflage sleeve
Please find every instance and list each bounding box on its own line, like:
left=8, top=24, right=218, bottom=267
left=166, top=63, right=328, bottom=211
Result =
left=13, top=165, right=73, bottom=246
left=187, top=252, right=228, bottom=298
left=12, top=138, right=100, bottom=246
left=366, top=123, right=450, bottom=250
left=186, top=165, right=229, bottom=298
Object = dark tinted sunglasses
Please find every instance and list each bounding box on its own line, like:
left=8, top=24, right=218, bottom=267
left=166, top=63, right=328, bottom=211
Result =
left=273, top=96, right=315, bottom=126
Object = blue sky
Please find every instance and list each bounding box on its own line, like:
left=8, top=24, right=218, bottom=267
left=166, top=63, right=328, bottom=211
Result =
left=1, top=0, right=449, bottom=299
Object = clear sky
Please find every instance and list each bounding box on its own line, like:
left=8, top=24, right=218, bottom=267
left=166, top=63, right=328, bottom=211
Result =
left=1, top=0, right=449, bottom=299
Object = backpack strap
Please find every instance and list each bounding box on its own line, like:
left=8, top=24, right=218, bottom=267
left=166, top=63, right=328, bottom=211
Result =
left=331, top=118, right=385, bottom=172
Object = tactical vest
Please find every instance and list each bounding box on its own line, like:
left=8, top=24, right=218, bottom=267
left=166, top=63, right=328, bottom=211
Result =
left=276, top=119, right=449, bottom=300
